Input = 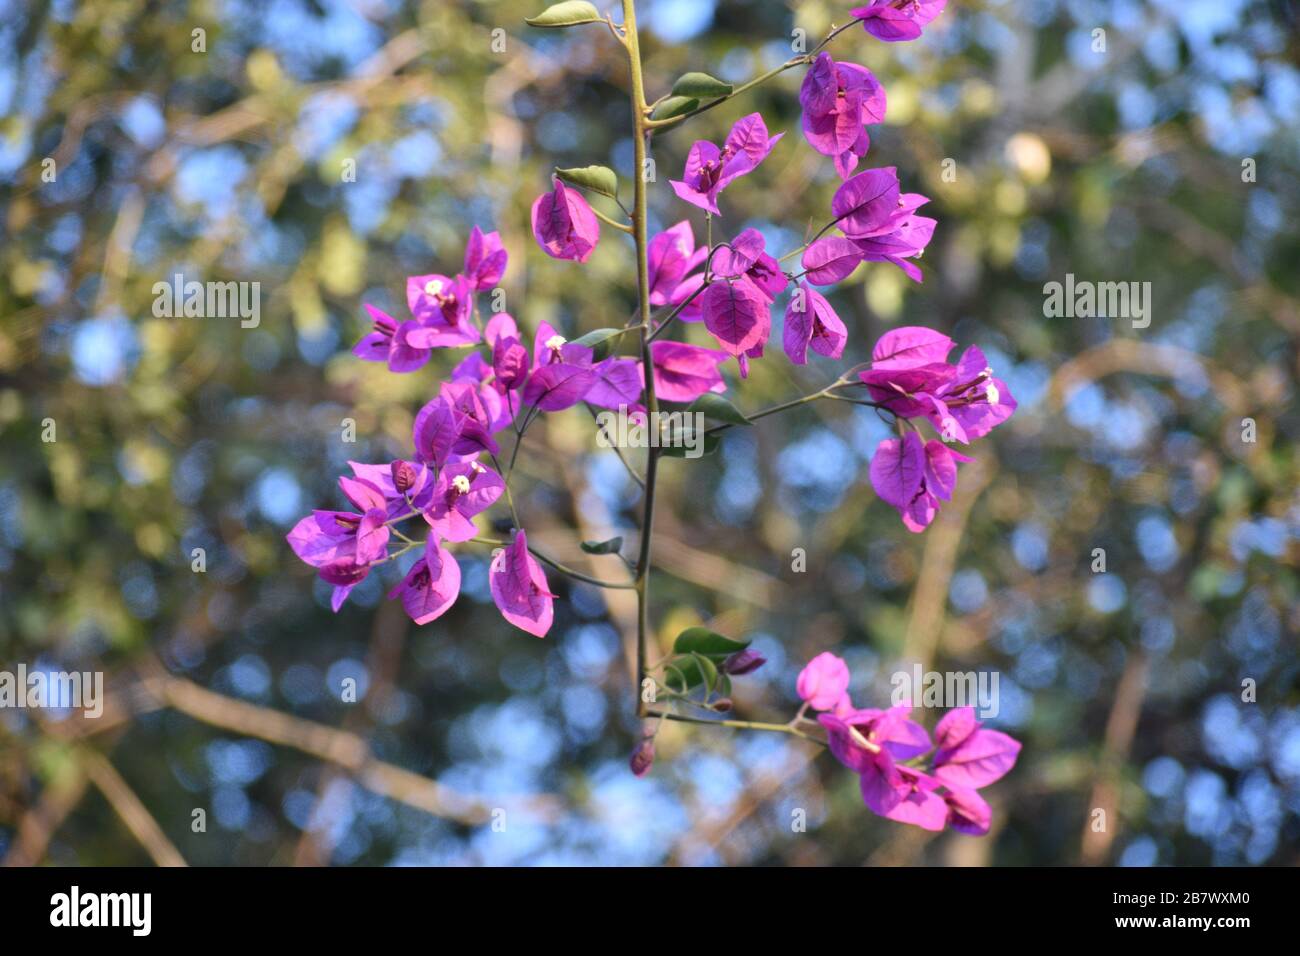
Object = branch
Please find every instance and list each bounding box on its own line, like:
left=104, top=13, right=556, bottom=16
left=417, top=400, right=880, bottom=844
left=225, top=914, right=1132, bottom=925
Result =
left=145, top=675, right=561, bottom=826
left=83, top=751, right=187, bottom=867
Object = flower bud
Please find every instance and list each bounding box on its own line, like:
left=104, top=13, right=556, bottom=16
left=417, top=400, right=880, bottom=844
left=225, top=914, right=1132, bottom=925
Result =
left=629, top=737, right=655, bottom=778
left=721, top=648, right=767, bottom=676
left=391, top=460, right=417, bottom=494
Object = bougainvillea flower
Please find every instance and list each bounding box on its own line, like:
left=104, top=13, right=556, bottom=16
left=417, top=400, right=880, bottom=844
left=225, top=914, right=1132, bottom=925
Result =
left=935, top=345, right=1017, bottom=440
left=489, top=530, right=556, bottom=637
left=288, top=477, right=393, bottom=612
left=346, top=459, right=433, bottom=520
left=522, top=322, right=599, bottom=411
left=669, top=113, right=783, bottom=216
left=861, top=329, right=1017, bottom=442
left=869, top=432, right=973, bottom=531
left=818, top=707, right=924, bottom=817
left=532, top=180, right=600, bottom=263
left=318, top=560, right=371, bottom=613
left=446, top=313, right=529, bottom=418
left=335, top=476, right=392, bottom=564
left=796, top=651, right=851, bottom=711
left=942, top=783, right=993, bottom=835
left=783, top=282, right=847, bottom=364
left=648, top=221, right=708, bottom=307
left=801, top=236, right=866, bottom=286
left=852, top=0, right=948, bottom=43
left=721, top=648, right=767, bottom=675
left=802, top=173, right=936, bottom=284
left=493, top=334, right=531, bottom=392
left=405, top=273, right=480, bottom=347
left=799, top=52, right=887, bottom=179
left=701, top=277, right=771, bottom=357
left=629, top=737, right=656, bottom=777
left=443, top=363, right=515, bottom=434
left=850, top=193, right=936, bottom=281
left=421, top=459, right=504, bottom=542
left=288, top=510, right=375, bottom=570
left=880, top=767, right=949, bottom=830
left=585, top=357, right=645, bottom=411
left=412, top=395, right=467, bottom=467
left=645, top=341, right=728, bottom=403
left=833, top=166, right=902, bottom=237
left=463, top=225, right=508, bottom=291
left=827, top=704, right=933, bottom=762
left=931, top=706, right=1022, bottom=789
left=871, top=326, right=953, bottom=369
left=440, top=381, right=506, bottom=454
left=352, top=304, right=433, bottom=373
left=818, top=704, right=934, bottom=821
left=388, top=535, right=462, bottom=625
left=712, top=228, right=788, bottom=302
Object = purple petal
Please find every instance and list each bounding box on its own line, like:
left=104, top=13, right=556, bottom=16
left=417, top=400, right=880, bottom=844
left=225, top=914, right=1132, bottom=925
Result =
left=832, top=167, right=901, bottom=237
left=796, top=651, right=850, bottom=711
left=647, top=341, right=727, bottom=403
left=585, top=357, right=644, bottom=411
left=869, top=432, right=925, bottom=510
left=702, top=279, right=769, bottom=356
left=388, top=538, right=461, bottom=625
left=522, top=362, right=599, bottom=412
left=871, top=326, right=955, bottom=369
left=934, top=728, right=1022, bottom=789
left=489, top=530, right=555, bottom=638
left=934, top=706, right=979, bottom=752
left=801, top=237, right=864, bottom=286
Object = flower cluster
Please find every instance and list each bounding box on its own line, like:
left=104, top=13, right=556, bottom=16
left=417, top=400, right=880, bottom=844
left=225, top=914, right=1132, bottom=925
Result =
left=797, top=652, right=1021, bottom=834
left=286, top=0, right=1021, bottom=833
left=290, top=228, right=595, bottom=637
left=864, top=327, right=1017, bottom=530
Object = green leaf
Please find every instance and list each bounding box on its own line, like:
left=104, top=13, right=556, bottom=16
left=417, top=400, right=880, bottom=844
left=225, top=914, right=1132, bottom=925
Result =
left=659, top=428, right=721, bottom=458
left=525, top=1, right=603, bottom=27
left=671, top=71, right=733, bottom=99
left=672, top=626, right=750, bottom=659
left=664, top=652, right=719, bottom=693
left=580, top=536, right=624, bottom=555
left=688, top=392, right=751, bottom=426
left=573, top=327, right=625, bottom=360
left=555, top=164, right=619, bottom=201
left=651, top=96, right=699, bottom=121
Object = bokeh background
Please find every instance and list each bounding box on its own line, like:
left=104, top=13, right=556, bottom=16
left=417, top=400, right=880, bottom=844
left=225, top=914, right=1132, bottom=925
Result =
left=1, top=0, right=1298, bottom=866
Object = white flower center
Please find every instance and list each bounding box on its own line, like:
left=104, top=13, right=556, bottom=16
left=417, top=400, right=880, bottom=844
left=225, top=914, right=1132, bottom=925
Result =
left=545, top=334, right=567, bottom=350
left=424, top=279, right=443, bottom=296
left=985, top=382, right=1000, bottom=405
left=451, top=475, right=471, bottom=494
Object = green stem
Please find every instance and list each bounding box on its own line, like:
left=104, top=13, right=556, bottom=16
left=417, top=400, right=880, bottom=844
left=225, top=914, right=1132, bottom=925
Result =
left=649, top=710, right=826, bottom=745
left=591, top=206, right=634, bottom=233
left=625, top=0, right=659, bottom=720
left=489, top=452, right=521, bottom=528
left=645, top=18, right=865, bottom=131
left=586, top=403, right=645, bottom=487
left=704, top=371, right=883, bottom=436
